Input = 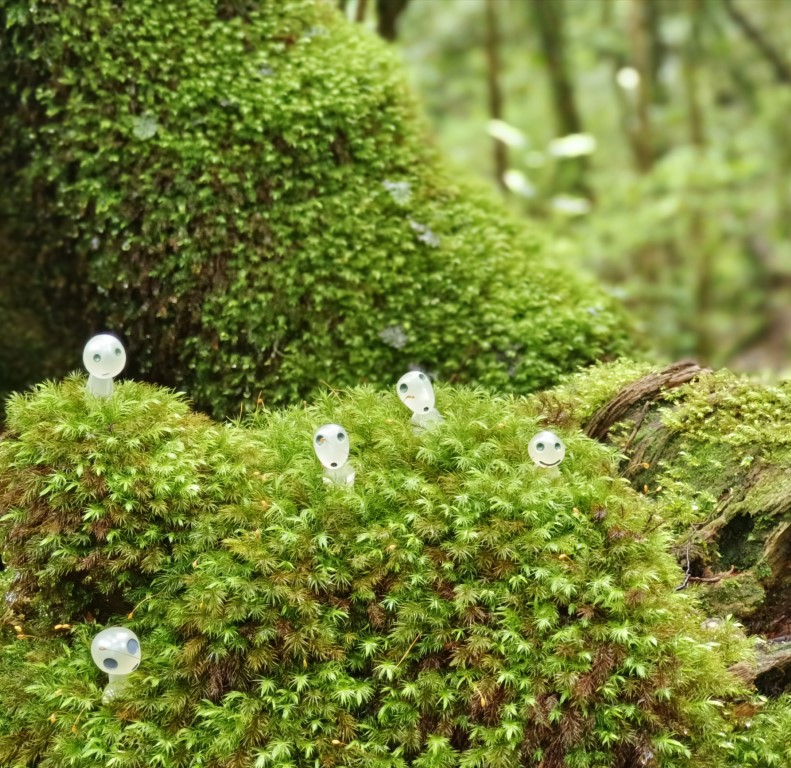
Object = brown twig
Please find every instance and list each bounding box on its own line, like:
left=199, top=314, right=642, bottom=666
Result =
left=395, top=634, right=421, bottom=667
left=688, top=565, right=737, bottom=583
left=675, top=542, right=692, bottom=591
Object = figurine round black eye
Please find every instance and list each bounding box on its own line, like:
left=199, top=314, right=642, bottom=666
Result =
left=528, top=431, right=566, bottom=470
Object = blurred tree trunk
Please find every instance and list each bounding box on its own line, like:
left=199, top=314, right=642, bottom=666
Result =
left=628, top=0, right=655, bottom=173
left=355, top=0, right=368, bottom=23
left=682, top=0, right=705, bottom=149
left=338, top=0, right=350, bottom=12
left=530, top=0, right=587, bottom=193
left=484, top=0, right=508, bottom=192
left=683, top=0, right=712, bottom=362
left=376, top=0, right=410, bottom=41
left=724, top=0, right=791, bottom=85
left=647, top=0, right=667, bottom=104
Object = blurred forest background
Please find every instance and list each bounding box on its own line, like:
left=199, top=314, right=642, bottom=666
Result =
left=343, top=0, right=791, bottom=374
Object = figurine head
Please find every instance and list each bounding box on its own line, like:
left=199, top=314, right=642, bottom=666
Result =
left=90, top=627, right=141, bottom=676
left=313, top=424, right=350, bottom=469
left=396, top=371, right=435, bottom=414
left=83, top=334, right=126, bottom=380
left=528, top=430, right=566, bottom=469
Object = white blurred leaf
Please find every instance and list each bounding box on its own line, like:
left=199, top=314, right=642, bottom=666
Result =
left=486, top=119, right=527, bottom=148
left=503, top=170, right=536, bottom=198
left=549, top=133, right=597, bottom=158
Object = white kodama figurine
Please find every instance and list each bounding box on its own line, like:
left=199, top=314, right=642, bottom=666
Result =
left=91, top=627, right=142, bottom=702
left=83, top=334, right=126, bottom=397
left=314, top=424, right=355, bottom=486
left=397, top=371, right=444, bottom=431
left=528, top=430, right=566, bottom=475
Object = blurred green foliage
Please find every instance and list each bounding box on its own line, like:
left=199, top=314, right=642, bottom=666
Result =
left=0, top=0, right=633, bottom=416
left=392, top=0, right=791, bottom=371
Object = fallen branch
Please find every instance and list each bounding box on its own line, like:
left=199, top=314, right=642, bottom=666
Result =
left=585, top=360, right=708, bottom=441
left=688, top=565, right=737, bottom=584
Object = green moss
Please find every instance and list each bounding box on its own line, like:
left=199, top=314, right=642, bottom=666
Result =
left=0, top=0, right=634, bottom=417
left=533, top=358, right=656, bottom=426
left=725, top=696, right=791, bottom=768
left=0, top=377, right=779, bottom=767
left=0, top=376, right=263, bottom=622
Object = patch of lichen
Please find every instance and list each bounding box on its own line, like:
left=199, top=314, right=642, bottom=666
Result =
left=0, top=377, right=772, bottom=767
left=0, top=0, right=634, bottom=418
left=699, top=574, right=767, bottom=620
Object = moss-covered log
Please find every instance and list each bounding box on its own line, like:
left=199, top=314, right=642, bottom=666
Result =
left=0, top=0, right=633, bottom=417
left=5, top=377, right=789, bottom=767
left=542, top=360, right=791, bottom=650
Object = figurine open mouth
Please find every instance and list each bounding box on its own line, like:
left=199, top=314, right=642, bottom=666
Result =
left=538, top=459, right=561, bottom=467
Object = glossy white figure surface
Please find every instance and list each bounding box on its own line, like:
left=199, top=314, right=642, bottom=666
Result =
left=528, top=431, right=566, bottom=472
left=397, top=371, right=444, bottom=430
left=314, top=424, right=355, bottom=486
left=83, top=334, right=126, bottom=397
left=91, top=627, right=141, bottom=702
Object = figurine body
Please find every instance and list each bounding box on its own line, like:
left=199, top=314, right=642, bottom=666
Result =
left=91, top=627, right=142, bottom=702
left=314, top=424, right=355, bottom=487
left=83, top=334, right=126, bottom=398
left=528, top=430, right=566, bottom=476
left=396, top=371, right=444, bottom=431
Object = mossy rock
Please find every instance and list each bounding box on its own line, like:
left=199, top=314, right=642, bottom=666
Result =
left=4, top=377, right=789, bottom=767
left=0, top=0, right=633, bottom=417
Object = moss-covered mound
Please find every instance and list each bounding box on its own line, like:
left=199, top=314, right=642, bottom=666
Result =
left=540, top=361, right=791, bottom=637
left=3, top=378, right=785, bottom=767
left=0, top=0, right=633, bottom=416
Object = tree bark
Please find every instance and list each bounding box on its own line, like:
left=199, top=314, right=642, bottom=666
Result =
left=484, top=0, right=508, bottom=192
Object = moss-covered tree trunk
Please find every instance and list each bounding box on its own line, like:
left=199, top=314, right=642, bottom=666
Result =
left=541, top=359, right=791, bottom=692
